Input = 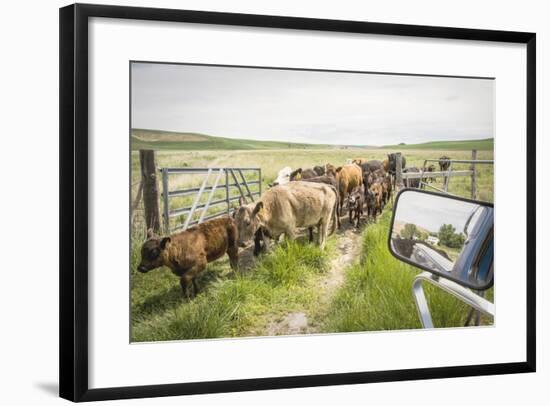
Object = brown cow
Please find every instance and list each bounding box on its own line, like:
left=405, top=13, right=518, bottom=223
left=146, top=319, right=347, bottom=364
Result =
left=234, top=181, right=337, bottom=249
left=137, top=217, right=239, bottom=298
left=360, top=160, right=384, bottom=175
left=438, top=156, right=452, bottom=171
left=403, top=167, right=421, bottom=188
left=351, top=158, right=369, bottom=166
left=347, top=185, right=365, bottom=227
left=327, top=163, right=362, bottom=212
left=382, top=158, right=390, bottom=172
left=365, top=188, right=377, bottom=221
left=369, top=182, right=385, bottom=218
left=325, top=163, right=337, bottom=178
left=290, top=167, right=318, bottom=181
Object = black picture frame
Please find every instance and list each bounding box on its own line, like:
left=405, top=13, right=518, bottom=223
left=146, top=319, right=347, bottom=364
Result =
left=59, top=3, right=536, bottom=402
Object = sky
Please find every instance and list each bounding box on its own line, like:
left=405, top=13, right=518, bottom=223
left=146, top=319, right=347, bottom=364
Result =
left=131, top=62, right=494, bottom=146
left=394, top=191, right=480, bottom=234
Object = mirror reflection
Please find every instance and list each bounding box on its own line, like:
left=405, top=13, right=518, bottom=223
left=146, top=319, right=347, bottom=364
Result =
left=390, top=190, right=493, bottom=289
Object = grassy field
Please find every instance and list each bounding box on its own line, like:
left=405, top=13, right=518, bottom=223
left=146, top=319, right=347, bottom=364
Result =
left=130, top=144, right=494, bottom=342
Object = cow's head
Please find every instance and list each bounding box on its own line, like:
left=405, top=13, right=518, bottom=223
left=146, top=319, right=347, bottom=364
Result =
left=348, top=186, right=363, bottom=208
left=365, top=188, right=376, bottom=206
left=271, top=166, right=292, bottom=187
left=289, top=168, right=303, bottom=181
left=387, top=153, right=396, bottom=170
left=370, top=183, right=383, bottom=202
left=234, top=197, right=263, bottom=246
left=325, top=164, right=337, bottom=178
left=313, top=165, right=325, bottom=176
left=137, top=229, right=171, bottom=273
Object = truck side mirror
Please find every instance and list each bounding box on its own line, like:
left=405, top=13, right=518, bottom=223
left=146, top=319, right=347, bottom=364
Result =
left=388, top=189, right=494, bottom=290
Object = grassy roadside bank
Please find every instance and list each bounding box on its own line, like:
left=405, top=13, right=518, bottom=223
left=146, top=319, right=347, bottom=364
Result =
left=131, top=239, right=335, bottom=342
left=323, top=208, right=493, bottom=333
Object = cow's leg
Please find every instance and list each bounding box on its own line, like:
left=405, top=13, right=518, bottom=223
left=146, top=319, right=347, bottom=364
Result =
left=349, top=205, right=353, bottom=224
left=337, top=200, right=342, bottom=229
left=180, top=258, right=206, bottom=299
left=228, top=245, right=239, bottom=270
left=253, top=228, right=263, bottom=256
left=285, top=228, right=296, bottom=241
left=262, top=232, right=271, bottom=252
left=319, top=219, right=328, bottom=249
left=180, top=274, right=193, bottom=299
left=308, top=227, right=314, bottom=243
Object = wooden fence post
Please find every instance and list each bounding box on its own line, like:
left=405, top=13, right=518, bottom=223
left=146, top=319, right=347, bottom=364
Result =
left=470, top=149, right=477, bottom=200
left=139, top=150, right=161, bottom=234
left=395, top=152, right=404, bottom=190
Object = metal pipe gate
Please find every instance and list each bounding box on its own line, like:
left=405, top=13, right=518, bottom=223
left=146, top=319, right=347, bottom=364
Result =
left=160, top=167, right=262, bottom=234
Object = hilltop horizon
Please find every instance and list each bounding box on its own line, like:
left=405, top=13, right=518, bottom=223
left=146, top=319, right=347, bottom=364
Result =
left=131, top=128, right=494, bottom=151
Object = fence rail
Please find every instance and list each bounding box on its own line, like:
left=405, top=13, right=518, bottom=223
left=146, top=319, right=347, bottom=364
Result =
left=160, top=167, right=261, bottom=233
left=401, top=170, right=473, bottom=179
left=394, top=150, right=494, bottom=200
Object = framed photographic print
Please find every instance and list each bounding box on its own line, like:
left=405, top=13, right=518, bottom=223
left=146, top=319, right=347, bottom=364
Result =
left=59, top=3, right=536, bottom=402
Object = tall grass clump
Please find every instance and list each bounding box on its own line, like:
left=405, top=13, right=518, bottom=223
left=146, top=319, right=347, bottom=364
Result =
left=324, top=209, right=491, bottom=333
left=131, top=239, right=334, bottom=342
left=254, top=240, right=331, bottom=287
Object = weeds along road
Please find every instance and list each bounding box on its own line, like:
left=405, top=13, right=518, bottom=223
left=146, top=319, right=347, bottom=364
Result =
left=264, top=218, right=364, bottom=336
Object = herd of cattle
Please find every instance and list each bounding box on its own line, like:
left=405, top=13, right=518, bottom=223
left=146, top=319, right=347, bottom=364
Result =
left=137, top=154, right=452, bottom=298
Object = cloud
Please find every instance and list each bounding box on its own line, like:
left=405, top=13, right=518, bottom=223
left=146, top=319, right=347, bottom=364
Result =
left=131, top=63, right=494, bottom=146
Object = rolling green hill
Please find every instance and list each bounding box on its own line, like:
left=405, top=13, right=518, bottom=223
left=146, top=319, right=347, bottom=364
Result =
left=381, top=138, right=494, bottom=151
left=131, top=129, right=334, bottom=150
left=132, top=129, right=494, bottom=151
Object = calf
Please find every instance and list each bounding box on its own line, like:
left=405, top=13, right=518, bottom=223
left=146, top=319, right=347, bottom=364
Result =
left=403, top=167, right=421, bottom=188
left=137, top=217, right=239, bottom=298
left=347, top=185, right=365, bottom=227
left=369, top=182, right=384, bottom=218
left=384, top=172, right=393, bottom=205
left=234, top=181, right=337, bottom=250
left=365, top=187, right=377, bottom=221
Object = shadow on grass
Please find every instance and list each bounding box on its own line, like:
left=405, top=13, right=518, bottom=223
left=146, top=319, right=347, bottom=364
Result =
left=131, top=259, right=239, bottom=323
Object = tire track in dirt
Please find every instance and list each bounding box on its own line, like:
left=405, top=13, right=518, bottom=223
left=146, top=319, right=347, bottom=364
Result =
left=264, top=219, right=364, bottom=336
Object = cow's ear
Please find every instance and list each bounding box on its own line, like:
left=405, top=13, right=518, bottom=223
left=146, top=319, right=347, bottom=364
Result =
left=336, top=166, right=343, bottom=173
left=160, top=237, right=171, bottom=250
left=146, top=228, right=155, bottom=239
left=231, top=205, right=238, bottom=218
left=252, top=201, right=263, bottom=217
left=239, top=196, right=246, bottom=206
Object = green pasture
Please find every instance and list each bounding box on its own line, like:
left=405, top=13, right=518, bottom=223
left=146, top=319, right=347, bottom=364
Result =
left=130, top=145, right=494, bottom=342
